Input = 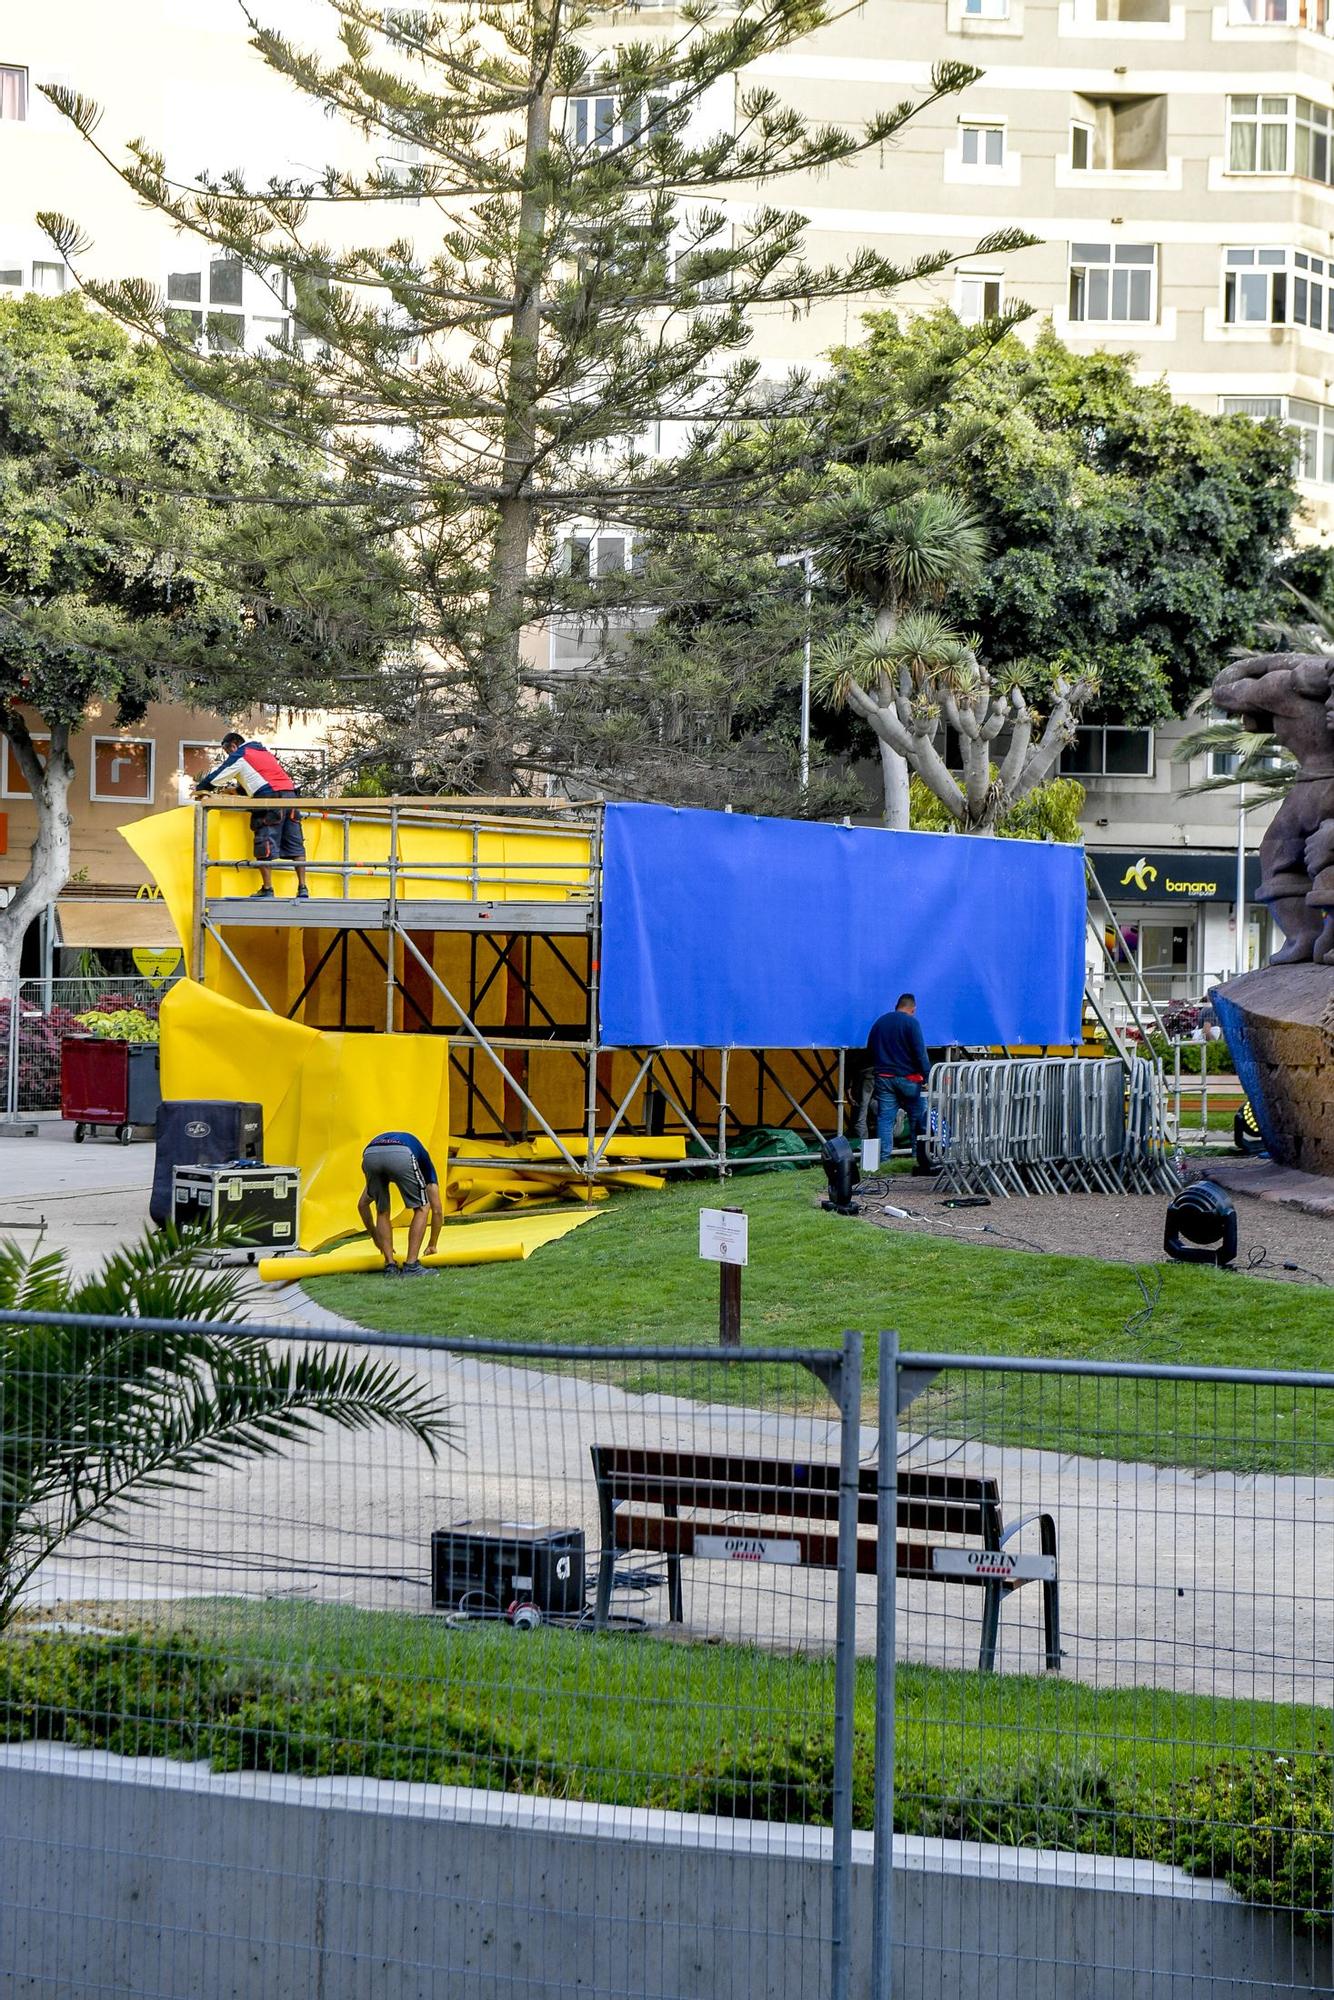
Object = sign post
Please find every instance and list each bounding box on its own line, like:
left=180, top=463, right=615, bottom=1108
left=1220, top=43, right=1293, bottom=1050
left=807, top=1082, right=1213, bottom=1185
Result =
left=699, top=1206, right=748, bottom=1347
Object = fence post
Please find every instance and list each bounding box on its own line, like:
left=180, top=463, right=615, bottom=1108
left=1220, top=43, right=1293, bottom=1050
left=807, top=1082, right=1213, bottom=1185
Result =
left=871, top=1328, right=899, bottom=2000
left=830, top=1327, right=863, bottom=2000
left=6, top=969, right=20, bottom=1120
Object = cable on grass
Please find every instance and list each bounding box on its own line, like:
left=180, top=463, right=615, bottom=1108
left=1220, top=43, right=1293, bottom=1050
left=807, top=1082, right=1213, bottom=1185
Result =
left=1123, top=1268, right=1163, bottom=1340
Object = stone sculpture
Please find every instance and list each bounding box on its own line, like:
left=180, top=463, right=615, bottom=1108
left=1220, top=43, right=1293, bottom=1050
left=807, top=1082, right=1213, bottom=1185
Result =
left=1209, top=651, right=1334, bottom=1178
left=1211, top=652, right=1334, bottom=964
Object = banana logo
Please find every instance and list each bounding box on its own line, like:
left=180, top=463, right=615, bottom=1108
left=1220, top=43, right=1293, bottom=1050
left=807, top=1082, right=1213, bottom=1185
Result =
left=1119, top=857, right=1158, bottom=892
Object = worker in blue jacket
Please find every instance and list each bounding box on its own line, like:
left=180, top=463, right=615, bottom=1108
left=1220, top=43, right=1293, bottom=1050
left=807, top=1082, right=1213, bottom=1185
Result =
left=866, top=993, right=931, bottom=1160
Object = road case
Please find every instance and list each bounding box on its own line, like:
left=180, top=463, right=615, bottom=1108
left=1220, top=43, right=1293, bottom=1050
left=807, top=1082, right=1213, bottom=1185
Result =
left=171, top=1163, right=299, bottom=1248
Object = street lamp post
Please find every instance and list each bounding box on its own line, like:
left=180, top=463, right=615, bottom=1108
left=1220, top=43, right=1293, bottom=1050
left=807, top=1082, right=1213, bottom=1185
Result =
left=778, top=548, right=816, bottom=792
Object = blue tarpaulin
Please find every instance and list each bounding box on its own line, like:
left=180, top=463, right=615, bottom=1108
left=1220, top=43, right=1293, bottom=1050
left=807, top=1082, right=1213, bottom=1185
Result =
left=598, top=803, right=1086, bottom=1049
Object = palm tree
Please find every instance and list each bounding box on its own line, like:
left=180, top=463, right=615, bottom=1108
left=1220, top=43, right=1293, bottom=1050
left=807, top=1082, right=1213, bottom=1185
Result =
left=0, top=1227, right=455, bottom=1629
left=810, top=475, right=1095, bottom=831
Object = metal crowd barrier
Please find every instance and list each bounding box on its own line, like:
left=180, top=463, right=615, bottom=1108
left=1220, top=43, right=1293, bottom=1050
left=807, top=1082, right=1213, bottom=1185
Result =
left=927, top=1057, right=1178, bottom=1197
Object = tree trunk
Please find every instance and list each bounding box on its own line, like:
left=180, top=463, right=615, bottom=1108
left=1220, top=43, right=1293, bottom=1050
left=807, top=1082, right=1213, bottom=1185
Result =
left=0, top=723, right=73, bottom=993
left=478, top=12, right=557, bottom=795
left=878, top=736, right=910, bottom=830
left=871, top=606, right=911, bottom=829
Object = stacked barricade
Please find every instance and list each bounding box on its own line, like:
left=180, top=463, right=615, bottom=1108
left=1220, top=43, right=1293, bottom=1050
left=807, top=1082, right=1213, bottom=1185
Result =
left=927, top=1056, right=1178, bottom=1197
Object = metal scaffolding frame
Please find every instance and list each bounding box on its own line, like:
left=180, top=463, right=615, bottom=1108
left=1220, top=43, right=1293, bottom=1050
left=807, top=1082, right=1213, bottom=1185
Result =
left=190, top=796, right=846, bottom=1177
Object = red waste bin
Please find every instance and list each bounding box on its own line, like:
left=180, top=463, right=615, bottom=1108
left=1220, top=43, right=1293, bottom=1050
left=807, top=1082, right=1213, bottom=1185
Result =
left=60, top=1037, right=161, bottom=1144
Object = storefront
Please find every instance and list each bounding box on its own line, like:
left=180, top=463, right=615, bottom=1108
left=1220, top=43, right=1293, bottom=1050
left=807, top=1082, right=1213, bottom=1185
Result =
left=1088, top=849, right=1267, bottom=1007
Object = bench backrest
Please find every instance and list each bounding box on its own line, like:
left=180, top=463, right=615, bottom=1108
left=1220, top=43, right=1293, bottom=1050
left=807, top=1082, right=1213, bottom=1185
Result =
left=591, top=1447, right=1003, bottom=1548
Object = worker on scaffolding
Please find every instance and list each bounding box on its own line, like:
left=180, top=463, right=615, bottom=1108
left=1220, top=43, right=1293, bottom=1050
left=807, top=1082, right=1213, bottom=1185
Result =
left=866, top=992, right=932, bottom=1167
left=194, top=732, right=310, bottom=900
left=357, top=1131, right=445, bottom=1276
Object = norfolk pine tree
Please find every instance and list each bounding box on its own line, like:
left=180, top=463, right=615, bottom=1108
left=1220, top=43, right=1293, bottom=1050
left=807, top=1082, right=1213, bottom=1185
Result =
left=42, top=0, right=1032, bottom=793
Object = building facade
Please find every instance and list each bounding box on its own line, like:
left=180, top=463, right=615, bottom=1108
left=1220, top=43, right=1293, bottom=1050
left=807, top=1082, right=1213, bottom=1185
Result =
left=738, top=0, right=1334, bottom=541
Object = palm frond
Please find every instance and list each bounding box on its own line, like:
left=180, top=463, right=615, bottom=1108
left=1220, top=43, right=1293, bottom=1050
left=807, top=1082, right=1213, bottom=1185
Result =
left=0, top=1227, right=456, bottom=1627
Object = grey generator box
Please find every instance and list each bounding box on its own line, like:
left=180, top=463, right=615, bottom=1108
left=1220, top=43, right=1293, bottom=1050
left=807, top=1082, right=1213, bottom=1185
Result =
left=431, top=1521, right=586, bottom=1618
left=171, top=1164, right=300, bottom=1248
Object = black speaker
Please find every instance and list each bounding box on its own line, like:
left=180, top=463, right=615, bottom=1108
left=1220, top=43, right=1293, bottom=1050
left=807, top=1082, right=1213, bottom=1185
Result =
left=1164, top=1180, right=1238, bottom=1268
left=820, top=1136, right=861, bottom=1215
left=151, top=1100, right=264, bottom=1225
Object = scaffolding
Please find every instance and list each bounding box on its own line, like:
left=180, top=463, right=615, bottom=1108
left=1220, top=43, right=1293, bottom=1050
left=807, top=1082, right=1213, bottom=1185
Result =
left=191, top=797, right=846, bottom=1178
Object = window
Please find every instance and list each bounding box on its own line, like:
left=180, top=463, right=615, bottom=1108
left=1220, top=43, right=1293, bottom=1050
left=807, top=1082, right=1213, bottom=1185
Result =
left=1206, top=713, right=1288, bottom=777
left=569, top=73, right=669, bottom=151
left=91, top=738, right=154, bottom=805
left=1068, top=242, right=1157, bottom=322
left=1223, top=246, right=1331, bottom=328
left=0, top=267, right=22, bottom=293
left=1061, top=726, right=1154, bottom=777
left=563, top=530, right=632, bottom=579
left=1221, top=392, right=1334, bottom=481
left=30, top=261, right=65, bottom=295
left=2, top=734, right=48, bottom=798
left=1228, top=95, right=1292, bottom=171
left=1098, top=0, right=1171, bottom=16
left=177, top=741, right=218, bottom=805
left=960, top=122, right=1005, bottom=167
left=956, top=271, right=1003, bottom=323
left=1227, top=95, right=1334, bottom=182
left=380, top=136, right=420, bottom=206
left=1070, top=94, right=1168, bottom=170
left=209, top=256, right=243, bottom=307
left=964, top=0, right=1010, bottom=14
left=1230, top=0, right=1331, bottom=25
left=0, top=66, right=27, bottom=121
left=1295, top=97, right=1334, bottom=180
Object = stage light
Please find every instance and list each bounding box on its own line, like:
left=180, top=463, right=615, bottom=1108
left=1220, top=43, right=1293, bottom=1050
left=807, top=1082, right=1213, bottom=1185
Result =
left=1164, top=1181, right=1237, bottom=1268
left=820, top=1136, right=861, bottom=1216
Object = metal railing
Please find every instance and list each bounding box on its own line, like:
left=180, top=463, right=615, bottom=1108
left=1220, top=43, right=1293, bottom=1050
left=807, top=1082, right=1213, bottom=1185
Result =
left=194, top=795, right=600, bottom=907
left=927, top=1056, right=1178, bottom=1197
left=0, top=1309, right=1329, bottom=1996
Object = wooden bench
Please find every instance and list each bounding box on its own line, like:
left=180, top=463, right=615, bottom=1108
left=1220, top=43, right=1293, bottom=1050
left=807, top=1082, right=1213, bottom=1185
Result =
left=590, top=1446, right=1060, bottom=1673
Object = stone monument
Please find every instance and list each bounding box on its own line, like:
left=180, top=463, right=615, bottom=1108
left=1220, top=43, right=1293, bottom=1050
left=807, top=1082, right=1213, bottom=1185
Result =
left=1208, top=652, right=1334, bottom=1176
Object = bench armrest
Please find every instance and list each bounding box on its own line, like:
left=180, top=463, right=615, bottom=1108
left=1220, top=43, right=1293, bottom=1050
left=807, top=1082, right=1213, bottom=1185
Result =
left=998, top=1510, right=1058, bottom=1562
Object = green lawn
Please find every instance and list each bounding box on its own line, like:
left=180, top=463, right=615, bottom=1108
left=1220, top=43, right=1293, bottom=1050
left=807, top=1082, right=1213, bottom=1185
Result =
left=4, top=1605, right=1328, bottom=1923
left=306, top=1174, right=1334, bottom=1471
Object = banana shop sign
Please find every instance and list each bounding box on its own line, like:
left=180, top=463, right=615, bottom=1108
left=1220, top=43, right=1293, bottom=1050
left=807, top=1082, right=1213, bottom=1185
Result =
left=1090, top=850, right=1262, bottom=904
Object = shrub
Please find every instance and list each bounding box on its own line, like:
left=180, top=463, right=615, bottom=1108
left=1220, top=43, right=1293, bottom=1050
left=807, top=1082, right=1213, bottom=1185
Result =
left=0, top=1633, right=1329, bottom=1933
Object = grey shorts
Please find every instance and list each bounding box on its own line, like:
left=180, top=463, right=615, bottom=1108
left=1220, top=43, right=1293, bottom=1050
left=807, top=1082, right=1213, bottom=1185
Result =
left=362, top=1141, right=428, bottom=1215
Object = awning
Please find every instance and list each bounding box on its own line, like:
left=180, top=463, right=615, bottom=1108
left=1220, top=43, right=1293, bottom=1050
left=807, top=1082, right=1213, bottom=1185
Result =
left=55, top=899, right=181, bottom=949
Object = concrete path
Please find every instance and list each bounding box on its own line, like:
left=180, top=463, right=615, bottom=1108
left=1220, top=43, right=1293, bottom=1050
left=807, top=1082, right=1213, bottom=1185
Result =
left=3, top=1128, right=1330, bottom=1708
left=0, top=1121, right=155, bottom=1278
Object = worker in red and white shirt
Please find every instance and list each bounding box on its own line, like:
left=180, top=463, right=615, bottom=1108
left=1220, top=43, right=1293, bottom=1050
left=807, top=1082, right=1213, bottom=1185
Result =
left=194, top=732, right=309, bottom=900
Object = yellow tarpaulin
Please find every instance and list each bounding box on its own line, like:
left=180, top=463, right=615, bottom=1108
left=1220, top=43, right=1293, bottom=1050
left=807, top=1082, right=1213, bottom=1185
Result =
left=257, top=1206, right=597, bottom=1282
left=159, top=981, right=452, bottom=1251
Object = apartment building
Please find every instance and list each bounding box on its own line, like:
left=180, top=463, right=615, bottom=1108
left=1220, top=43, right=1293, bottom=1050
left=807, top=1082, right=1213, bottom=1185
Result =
left=0, top=1, right=1301, bottom=995
left=734, top=0, right=1334, bottom=544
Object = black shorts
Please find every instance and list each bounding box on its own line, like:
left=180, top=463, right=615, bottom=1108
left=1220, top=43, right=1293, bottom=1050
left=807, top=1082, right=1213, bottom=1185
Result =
left=252, top=805, right=305, bottom=863
left=362, top=1140, right=429, bottom=1216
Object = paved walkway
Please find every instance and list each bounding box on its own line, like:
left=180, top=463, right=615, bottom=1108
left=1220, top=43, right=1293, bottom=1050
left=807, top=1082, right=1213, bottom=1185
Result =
left=3, top=1129, right=1330, bottom=1707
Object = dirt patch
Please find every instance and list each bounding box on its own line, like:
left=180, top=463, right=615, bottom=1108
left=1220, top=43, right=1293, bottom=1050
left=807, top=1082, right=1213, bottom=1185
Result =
left=863, top=1183, right=1334, bottom=1286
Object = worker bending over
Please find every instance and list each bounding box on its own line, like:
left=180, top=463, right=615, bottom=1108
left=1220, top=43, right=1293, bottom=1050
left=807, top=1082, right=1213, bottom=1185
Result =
left=357, top=1130, right=444, bottom=1276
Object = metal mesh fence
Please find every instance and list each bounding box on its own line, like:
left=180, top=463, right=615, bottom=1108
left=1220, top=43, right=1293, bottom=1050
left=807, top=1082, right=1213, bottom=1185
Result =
left=0, top=1321, right=863, bottom=2000
left=4, top=977, right=172, bottom=1117
left=0, top=1318, right=1330, bottom=1998
left=879, top=1344, right=1333, bottom=1999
